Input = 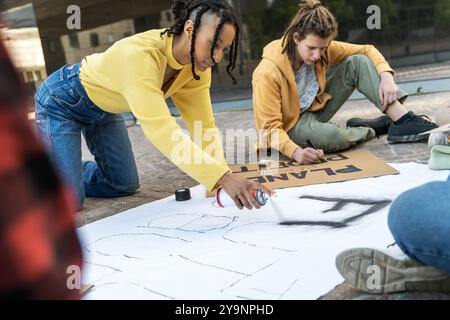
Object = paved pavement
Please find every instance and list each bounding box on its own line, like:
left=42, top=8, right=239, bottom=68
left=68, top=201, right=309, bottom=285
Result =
left=78, top=88, right=450, bottom=300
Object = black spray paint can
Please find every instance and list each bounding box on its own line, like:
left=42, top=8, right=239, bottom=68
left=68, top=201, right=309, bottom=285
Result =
left=216, top=188, right=268, bottom=208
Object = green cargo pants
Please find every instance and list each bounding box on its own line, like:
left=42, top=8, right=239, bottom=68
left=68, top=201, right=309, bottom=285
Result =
left=288, top=54, right=408, bottom=153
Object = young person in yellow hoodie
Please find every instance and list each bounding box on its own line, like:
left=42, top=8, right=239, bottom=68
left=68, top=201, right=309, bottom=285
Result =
left=34, top=0, right=272, bottom=210
left=253, top=0, right=438, bottom=164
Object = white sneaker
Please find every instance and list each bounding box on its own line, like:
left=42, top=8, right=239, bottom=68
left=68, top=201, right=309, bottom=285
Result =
left=335, top=244, right=450, bottom=294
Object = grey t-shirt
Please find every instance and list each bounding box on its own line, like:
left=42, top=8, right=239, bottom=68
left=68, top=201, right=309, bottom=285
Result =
left=295, top=63, right=320, bottom=113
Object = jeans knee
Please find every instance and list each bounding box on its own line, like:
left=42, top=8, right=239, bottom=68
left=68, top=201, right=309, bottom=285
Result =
left=388, top=183, right=450, bottom=271
left=115, top=179, right=140, bottom=195
left=126, top=183, right=140, bottom=195
left=388, top=182, right=447, bottom=244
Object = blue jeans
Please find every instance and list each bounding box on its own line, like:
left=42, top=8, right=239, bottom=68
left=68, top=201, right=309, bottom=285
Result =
left=34, top=63, right=139, bottom=209
left=388, top=174, right=450, bottom=273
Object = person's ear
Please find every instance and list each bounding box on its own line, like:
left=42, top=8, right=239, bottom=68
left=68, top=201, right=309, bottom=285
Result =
left=184, top=20, right=194, bottom=40
left=293, top=32, right=303, bottom=45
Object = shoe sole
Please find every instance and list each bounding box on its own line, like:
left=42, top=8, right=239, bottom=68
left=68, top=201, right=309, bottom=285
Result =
left=335, top=248, right=450, bottom=294
left=387, top=133, right=430, bottom=143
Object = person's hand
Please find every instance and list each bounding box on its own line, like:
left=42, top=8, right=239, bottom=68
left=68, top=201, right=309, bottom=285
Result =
left=379, top=72, right=400, bottom=109
left=292, top=147, right=324, bottom=164
left=217, top=172, right=274, bottom=210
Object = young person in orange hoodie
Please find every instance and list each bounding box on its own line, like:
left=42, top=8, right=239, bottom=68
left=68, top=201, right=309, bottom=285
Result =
left=252, top=0, right=438, bottom=164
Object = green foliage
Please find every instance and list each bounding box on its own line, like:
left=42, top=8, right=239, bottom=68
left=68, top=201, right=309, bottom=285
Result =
left=242, top=0, right=298, bottom=59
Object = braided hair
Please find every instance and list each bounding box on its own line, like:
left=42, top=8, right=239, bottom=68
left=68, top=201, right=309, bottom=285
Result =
left=161, top=0, right=240, bottom=84
left=281, top=0, right=338, bottom=64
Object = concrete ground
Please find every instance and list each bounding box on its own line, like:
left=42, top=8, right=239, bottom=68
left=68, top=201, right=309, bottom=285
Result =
left=77, top=65, right=450, bottom=300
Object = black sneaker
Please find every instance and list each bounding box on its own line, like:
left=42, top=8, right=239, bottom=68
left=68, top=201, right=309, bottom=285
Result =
left=387, top=112, right=438, bottom=143
left=346, top=115, right=392, bottom=137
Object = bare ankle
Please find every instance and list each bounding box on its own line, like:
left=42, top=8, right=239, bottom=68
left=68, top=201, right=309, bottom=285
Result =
left=386, top=101, right=408, bottom=122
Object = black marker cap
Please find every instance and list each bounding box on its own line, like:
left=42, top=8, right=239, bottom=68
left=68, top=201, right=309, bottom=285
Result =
left=175, top=188, right=191, bottom=201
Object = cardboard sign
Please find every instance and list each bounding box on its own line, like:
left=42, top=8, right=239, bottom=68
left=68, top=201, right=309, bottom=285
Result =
left=225, top=149, right=399, bottom=191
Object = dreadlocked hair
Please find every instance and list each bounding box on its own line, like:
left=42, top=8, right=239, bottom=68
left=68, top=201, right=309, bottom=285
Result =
left=281, top=0, right=338, bottom=64
left=161, top=0, right=240, bottom=84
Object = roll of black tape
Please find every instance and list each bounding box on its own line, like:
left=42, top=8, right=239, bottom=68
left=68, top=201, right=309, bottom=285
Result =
left=175, top=188, right=191, bottom=201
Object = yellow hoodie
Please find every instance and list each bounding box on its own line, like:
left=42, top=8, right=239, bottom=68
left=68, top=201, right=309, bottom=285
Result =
left=79, top=29, right=230, bottom=191
left=252, top=39, right=394, bottom=159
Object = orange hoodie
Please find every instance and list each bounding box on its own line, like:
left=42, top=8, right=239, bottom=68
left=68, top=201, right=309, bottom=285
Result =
left=252, top=39, right=394, bottom=159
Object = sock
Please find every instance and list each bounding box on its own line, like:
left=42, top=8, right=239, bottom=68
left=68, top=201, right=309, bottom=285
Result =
left=394, top=112, right=414, bottom=125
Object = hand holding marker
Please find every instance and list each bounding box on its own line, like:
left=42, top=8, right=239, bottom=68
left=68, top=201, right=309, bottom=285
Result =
left=306, top=139, right=327, bottom=162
